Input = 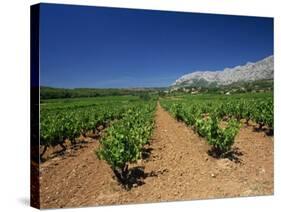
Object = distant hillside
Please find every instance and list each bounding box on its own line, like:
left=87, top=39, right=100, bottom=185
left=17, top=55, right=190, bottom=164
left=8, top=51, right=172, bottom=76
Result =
left=40, top=86, right=165, bottom=99
left=172, top=55, right=273, bottom=88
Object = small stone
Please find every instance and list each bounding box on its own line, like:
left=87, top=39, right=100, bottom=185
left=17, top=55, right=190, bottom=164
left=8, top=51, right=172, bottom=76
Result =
left=137, top=159, right=142, bottom=165
left=211, top=173, right=216, bottom=178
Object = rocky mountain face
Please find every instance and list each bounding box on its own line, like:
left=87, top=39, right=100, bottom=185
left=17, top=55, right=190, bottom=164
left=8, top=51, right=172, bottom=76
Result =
left=172, top=55, right=274, bottom=87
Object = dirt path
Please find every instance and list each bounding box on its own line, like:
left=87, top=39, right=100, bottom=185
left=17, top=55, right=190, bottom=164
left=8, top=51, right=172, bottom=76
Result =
left=40, top=103, right=273, bottom=208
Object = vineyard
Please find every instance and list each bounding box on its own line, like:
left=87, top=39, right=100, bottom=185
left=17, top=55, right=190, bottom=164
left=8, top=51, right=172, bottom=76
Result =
left=39, top=92, right=273, bottom=208
left=160, top=93, right=273, bottom=156
left=40, top=96, right=153, bottom=159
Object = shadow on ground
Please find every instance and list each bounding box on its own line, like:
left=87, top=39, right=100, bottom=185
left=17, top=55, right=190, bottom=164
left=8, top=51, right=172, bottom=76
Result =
left=252, top=127, right=273, bottom=136
left=115, top=166, right=168, bottom=190
left=208, top=147, right=244, bottom=163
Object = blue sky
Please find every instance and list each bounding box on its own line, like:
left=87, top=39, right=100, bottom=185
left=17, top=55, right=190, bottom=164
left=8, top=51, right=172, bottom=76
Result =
left=39, top=3, right=273, bottom=88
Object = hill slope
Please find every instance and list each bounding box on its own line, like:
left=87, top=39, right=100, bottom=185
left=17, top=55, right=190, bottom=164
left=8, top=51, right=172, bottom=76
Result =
left=173, top=55, right=273, bottom=87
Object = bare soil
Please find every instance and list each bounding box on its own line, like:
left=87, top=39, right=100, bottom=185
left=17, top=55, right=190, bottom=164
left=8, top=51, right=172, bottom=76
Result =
left=39, top=104, right=273, bottom=208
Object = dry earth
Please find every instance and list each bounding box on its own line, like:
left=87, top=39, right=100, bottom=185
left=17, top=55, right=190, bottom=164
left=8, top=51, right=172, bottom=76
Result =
left=39, top=104, right=273, bottom=208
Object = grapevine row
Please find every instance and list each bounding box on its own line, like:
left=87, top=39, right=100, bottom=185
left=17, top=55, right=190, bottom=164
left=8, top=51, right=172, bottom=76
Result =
left=97, top=102, right=156, bottom=188
left=160, top=97, right=273, bottom=156
left=40, top=101, right=137, bottom=159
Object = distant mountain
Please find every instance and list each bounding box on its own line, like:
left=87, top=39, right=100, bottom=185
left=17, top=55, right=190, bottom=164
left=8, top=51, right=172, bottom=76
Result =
left=172, top=55, right=273, bottom=88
